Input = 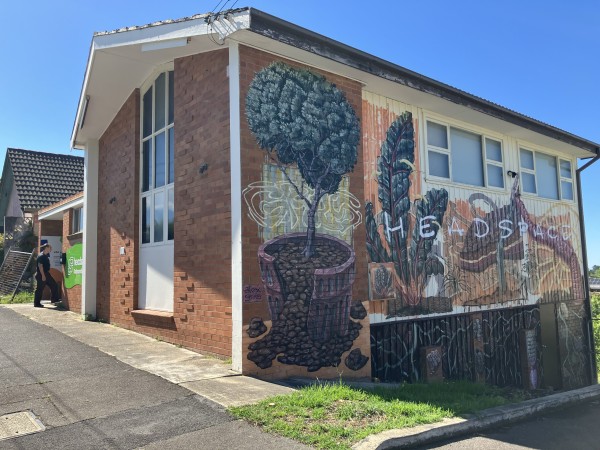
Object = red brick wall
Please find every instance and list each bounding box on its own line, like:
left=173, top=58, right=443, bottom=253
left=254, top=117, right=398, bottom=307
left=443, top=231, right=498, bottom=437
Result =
left=238, top=45, right=370, bottom=379
left=95, top=50, right=233, bottom=358
left=172, top=49, right=233, bottom=356
left=97, top=90, right=140, bottom=325
left=39, top=220, right=62, bottom=237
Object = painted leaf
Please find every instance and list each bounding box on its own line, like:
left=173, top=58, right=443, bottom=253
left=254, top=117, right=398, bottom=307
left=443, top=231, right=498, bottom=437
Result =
left=409, top=188, right=449, bottom=279
left=365, top=202, right=391, bottom=263
left=376, top=112, right=415, bottom=284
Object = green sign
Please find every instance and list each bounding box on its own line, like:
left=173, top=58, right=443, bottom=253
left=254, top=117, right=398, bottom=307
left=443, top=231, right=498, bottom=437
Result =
left=64, top=243, right=83, bottom=289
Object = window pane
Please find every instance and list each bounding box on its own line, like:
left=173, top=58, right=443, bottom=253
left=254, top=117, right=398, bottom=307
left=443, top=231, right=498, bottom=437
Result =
left=143, top=87, right=153, bottom=138
left=451, top=128, right=483, bottom=186
left=168, top=71, right=174, bottom=125
left=428, top=151, right=449, bottom=178
left=154, top=192, right=164, bottom=242
left=485, top=138, right=502, bottom=162
left=142, top=197, right=150, bottom=244
left=427, top=122, right=448, bottom=149
left=535, top=153, right=559, bottom=200
left=142, top=140, right=152, bottom=192
left=155, top=132, right=166, bottom=188
left=168, top=189, right=174, bottom=240
left=520, top=149, right=534, bottom=170
left=80, top=209, right=84, bottom=232
left=561, top=181, right=573, bottom=200
left=168, top=128, right=175, bottom=184
left=154, top=73, right=166, bottom=130
left=560, top=159, right=572, bottom=179
left=522, top=173, right=536, bottom=193
left=487, top=164, right=504, bottom=188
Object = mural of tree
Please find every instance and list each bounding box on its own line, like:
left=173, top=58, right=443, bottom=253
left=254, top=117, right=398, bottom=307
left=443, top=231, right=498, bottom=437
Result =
left=245, top=62, right=366, bottom=373
left=246, top=61, right=360, bottom=258
left=366, top=112, right=449, bottom=309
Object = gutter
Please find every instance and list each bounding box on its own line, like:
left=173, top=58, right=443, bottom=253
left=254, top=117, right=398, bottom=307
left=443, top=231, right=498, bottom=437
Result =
left=576, top=151, right=600, bottom=384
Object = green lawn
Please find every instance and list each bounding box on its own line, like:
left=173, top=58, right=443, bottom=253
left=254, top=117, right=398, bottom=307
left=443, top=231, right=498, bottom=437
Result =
left=230, top=381, right=523, bottom=450
left=0, top=291, right=34, bottom=304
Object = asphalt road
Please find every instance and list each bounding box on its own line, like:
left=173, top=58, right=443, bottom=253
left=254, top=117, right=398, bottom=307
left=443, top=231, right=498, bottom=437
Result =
left=0, top=307, right=308, bottom=449
left=416, top=398, right=600, bottom=450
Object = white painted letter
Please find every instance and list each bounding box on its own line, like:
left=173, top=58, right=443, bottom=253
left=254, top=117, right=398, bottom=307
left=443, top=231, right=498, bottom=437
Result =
left=499, top=219, right=514, bottom=239
left=420, top=215, right=436, bottom=238
left=518, top=221, right=528, bottom=235
left=448, top=217, right=465, bottom=237
left=561, top=225, right=571, bottom=240
left=384, top=214, right=405, bottom=241
left=534, top=225, right=544, bottom=238
left=547, top=226, right=558, bottom=239
left=474, top=218, right=489, bottom=238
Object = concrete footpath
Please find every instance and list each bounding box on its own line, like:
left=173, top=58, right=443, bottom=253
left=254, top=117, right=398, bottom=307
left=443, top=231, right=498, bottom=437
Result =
left=4, top=303, right=294, bottom=407
left=0, top=304, right=306, bottom=449
left=5, top=303, right=600, bottom=449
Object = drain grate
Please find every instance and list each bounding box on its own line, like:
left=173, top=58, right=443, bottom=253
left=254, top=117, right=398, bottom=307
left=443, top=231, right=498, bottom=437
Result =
left=0, top=411, right=45, bottom=440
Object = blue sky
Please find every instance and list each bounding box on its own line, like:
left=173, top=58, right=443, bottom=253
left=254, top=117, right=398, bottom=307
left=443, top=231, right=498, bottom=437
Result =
left=1, top=1, right=600, bottom=263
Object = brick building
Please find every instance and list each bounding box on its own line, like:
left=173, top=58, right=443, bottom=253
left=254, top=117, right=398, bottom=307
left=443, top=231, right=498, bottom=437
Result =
left=36, top=192, right=84, bottom=310
left=70, top=8, right=599, bottom=388
left=0, top=148, right=83, bottom=254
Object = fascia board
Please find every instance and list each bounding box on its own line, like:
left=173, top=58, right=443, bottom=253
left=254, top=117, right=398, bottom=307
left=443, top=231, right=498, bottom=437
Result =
left=38, top=197, right=84, bottom=221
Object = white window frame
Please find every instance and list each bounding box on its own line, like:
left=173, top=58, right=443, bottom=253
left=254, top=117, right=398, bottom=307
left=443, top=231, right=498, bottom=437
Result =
left=518, top=144, right=575, bottom=202
left=140, top=64, right=175, bottom=248
left=425, top=116, right=506, bottom=190
left=72, top=207, right=84, bottom=234
left=559, top=158, right=574, bottom=201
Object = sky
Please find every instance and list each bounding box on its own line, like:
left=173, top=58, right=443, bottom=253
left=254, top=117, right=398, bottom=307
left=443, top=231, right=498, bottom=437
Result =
left=1, top=1, right=599, bottom=263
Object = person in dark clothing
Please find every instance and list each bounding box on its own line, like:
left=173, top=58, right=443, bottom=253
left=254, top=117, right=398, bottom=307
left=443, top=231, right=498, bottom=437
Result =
left=34, top=243, right=61, bottom=308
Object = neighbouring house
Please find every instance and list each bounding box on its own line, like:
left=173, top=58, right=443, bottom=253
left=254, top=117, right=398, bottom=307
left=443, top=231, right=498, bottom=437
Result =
left=35, top=192, right=84, bottom=309
left=70, top=8, right=599, bottom=390
left=0, top=148, right=84, bottom=255
left=589, top=278, right=600, bottom=293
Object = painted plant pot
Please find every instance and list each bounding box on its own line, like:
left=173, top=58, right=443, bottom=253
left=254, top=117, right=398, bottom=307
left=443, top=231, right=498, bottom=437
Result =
left=258, top=232, right=356, bottom=342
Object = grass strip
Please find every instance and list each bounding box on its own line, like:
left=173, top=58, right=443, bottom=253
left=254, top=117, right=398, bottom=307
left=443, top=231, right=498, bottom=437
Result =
left=230, top=381, right=523, bottom=450
left=0, top=291, right=34, bottom=304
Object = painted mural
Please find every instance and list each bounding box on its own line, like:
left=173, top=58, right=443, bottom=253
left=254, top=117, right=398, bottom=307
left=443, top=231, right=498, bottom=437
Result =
left=371, top=306, right=542, bottom=386
left=243, top=62, right=369, bottom=372
left=364, top=106, right=585, bottom=321
left=363, top=93, right=591, bottom=388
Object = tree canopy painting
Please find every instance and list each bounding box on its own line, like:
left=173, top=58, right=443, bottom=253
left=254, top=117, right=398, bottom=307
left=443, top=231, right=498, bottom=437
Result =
left=246, top=61, right=360, bottom=258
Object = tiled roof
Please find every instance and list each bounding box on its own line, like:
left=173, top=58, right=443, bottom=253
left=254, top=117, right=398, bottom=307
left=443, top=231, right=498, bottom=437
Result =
left=7, top=148, right=84, bottom=212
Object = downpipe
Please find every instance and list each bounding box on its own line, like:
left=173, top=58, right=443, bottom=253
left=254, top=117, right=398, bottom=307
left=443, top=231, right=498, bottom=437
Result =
left=576, top=152, right=600, bottom=384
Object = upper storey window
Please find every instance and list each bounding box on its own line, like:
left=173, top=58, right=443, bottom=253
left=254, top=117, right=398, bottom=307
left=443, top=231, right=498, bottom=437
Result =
left=426, top=121, right=504, bottom=189
left=519, top=148, right=573, bottom=201
left=141, top=70, right=175, bottom=245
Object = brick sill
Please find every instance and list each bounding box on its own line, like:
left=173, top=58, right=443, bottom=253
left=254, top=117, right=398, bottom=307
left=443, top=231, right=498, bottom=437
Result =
left=67, top=231, right=83, bottom=240
left=131, top=309, right=174, bottom=320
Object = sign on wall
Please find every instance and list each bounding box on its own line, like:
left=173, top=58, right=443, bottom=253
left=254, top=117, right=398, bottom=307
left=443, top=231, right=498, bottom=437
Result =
left=64, top=243, right=83, bottom=289
left=40, top=236, right=62, bottom=269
